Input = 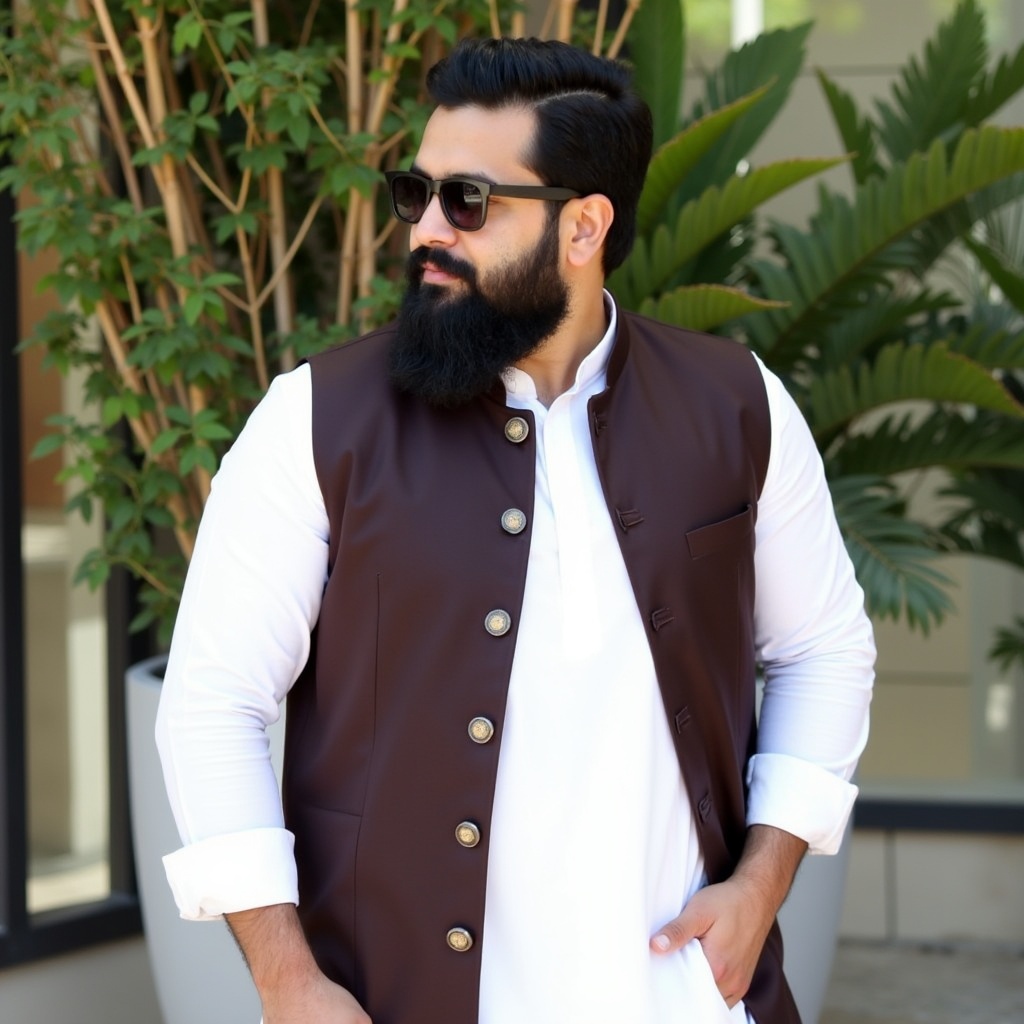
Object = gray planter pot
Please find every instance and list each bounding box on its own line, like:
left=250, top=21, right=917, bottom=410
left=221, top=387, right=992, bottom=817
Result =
left=127, top=656, right=281, bottom=1024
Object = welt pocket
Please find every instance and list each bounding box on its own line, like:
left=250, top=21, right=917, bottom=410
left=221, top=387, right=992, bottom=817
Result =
left=685, top=504, right=754, bottom=559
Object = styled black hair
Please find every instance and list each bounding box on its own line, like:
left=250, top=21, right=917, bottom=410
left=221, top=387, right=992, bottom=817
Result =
left=425, top=37, right=653, bottom=273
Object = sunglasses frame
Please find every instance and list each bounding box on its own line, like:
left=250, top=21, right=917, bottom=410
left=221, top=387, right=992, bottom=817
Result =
left=385, top=170, right=581, bottom=231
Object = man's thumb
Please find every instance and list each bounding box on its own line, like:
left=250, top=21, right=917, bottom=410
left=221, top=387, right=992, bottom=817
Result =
left=649, top=903, right=704, bottom=955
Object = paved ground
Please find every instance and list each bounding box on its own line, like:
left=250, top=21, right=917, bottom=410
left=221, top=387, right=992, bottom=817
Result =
left=820, top=941, right=1024, bottom=1024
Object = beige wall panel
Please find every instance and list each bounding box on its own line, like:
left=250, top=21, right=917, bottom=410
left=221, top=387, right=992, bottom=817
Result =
left=858, top=678, right=972, bottom=781
left=893, top=833, right=1024, bottom=943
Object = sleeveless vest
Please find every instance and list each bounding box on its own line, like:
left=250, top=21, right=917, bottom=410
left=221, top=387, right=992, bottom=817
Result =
left=284, top=309, right=800, bottom=1023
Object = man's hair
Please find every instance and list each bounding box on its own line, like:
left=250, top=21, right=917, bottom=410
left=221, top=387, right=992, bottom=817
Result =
left=425, top=37, right=654, bottom=273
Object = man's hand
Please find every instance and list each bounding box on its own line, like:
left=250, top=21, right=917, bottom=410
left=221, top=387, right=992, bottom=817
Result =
left=649, top=825, right=807, bottom=1008
left=226, top=903, right=371, bottom=1023
left=261, top=971, right=371, bottom=1024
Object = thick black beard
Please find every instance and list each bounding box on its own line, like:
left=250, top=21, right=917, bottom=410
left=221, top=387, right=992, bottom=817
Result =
left=388, top=215, right=569, bottom=408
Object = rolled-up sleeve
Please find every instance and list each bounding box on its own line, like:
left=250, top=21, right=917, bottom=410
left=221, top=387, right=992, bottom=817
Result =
left=746, top=359, right=875, bottom=854
left=156, top=364, right=328, bottom=919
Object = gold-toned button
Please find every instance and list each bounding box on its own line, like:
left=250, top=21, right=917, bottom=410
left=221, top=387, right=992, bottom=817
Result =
left=446, top=926, right=474, bottom=952
left=500, top=508, right=527, bottom=534
left=455, top=821, right=481, bottom=847
left=504, top=416, right=529, bottom=443
left=468, top=717, right=495, bottom=743
left=484, top=609, right=511, bottom=636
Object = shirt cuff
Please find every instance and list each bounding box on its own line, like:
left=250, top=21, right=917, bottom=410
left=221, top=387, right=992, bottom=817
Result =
left=162, top=827, right=298, bottom=921
left=745, top=753, right=858, bottom=855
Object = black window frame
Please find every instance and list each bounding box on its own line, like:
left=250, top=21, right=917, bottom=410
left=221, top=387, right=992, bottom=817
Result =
left=0, top=156, right=147, bottom=969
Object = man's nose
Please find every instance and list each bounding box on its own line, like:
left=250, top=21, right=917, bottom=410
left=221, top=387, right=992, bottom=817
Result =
left=410, top=192, right=459, bottom=249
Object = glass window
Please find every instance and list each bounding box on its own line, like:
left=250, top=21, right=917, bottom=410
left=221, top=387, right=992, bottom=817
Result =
left=18, top=209, right=112, bottom=915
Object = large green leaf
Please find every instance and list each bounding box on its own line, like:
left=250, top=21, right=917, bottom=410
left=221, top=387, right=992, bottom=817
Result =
left=637, top=284, right=785, bottom=333
left=815, top=68, right=881, bottom=186
left=817, top=288, right=960, bottom=371
left=745, top=128, right=1024, bottom=363
left=872, top=0, right=987, bottom=163
left=628, top=0, right=686, bottom=150
left=832, top=411, right=1024, bottom=476
left=829, top=474, right=953, bottom=632
left=679, top=23, right=812, bottom=202
left=906, top=172, right=1024, bottom=275
left=613, top=157, right=842, bottom=307
left=962, top=235, right=1024, bottom=315
left=961, top=37, right=1024, bottom=126
left=637, top=83, right=772, bottom=236
left=939, top=470, right=1024, bottom=569
left=945, top=320, right=1024, bottom=369
left=806, top=341, right=1024, bottom=438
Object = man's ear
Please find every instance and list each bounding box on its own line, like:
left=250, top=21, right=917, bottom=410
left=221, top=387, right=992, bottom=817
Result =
left=564, top=194, right=614, bottom=270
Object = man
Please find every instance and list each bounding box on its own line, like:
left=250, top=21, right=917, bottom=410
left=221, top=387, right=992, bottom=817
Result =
left=157, top=37, right=874, bottom=1024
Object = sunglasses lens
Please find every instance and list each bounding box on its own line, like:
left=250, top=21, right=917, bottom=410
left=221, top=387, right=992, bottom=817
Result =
left=390, top=174, right=428, bottom=223
left=440, top=180, right=486, bottom=230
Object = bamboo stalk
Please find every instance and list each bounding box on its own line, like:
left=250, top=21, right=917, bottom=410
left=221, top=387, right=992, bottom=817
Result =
left=488, top=0, right=501, bottom=38
left=255, top=194, right=327, bottom=308
left=90, top=0, right=158, bottom=149
left=511, top=11, right=526, bottom=38
left=337, top=189, right=362, bottom=326
left=538, top=0, right=557, bottom=41
left=300, top=0, right=323, bottom=47
left=251, top=0, right=296, bottom=366
left=345, top=0, right=363, bottom=136
left=357, top=182, right=377, bottom=328
left=592, top=0, right=609, bottom=55
left=556, top=0, right=577, bottom=43
left=237, top=230, right=270, bottom=392
left=74, top=0, right=145, bottom=211
left=95, top=301, right=159, bottom=447
left=607, top=0, right=642, bottom=59
left=135, top=2, right=190, bottom=264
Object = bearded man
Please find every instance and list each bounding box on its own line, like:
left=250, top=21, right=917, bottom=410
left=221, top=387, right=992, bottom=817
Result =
left=157, top=37, right=874, bottom=1024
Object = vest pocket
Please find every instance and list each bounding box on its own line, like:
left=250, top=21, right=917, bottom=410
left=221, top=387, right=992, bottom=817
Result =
left=685, top=504, right=754, bottom=560
left=291, top=801, right=361, bottom=989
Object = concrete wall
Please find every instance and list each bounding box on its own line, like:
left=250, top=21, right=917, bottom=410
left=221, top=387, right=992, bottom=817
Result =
left=0, top=939, right=161, bottom=1024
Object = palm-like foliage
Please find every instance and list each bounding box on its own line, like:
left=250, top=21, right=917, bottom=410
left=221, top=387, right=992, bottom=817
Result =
left=620, top=0, right=1024, bottom=640
left=610, top=9, right=836, bottom=331
left=745, top=0, right=1024, bottom=635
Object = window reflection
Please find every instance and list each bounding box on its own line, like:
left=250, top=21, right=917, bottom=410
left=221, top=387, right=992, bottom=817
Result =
left=19, top=225, right=111, bottom=915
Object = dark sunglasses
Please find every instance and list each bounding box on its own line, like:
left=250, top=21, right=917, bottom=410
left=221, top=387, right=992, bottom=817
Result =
left=385, top=171, right=581, bottom=232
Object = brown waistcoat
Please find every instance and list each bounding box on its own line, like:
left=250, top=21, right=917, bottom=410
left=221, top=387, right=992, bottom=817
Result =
left=285, top=309, right=800, bottom=1024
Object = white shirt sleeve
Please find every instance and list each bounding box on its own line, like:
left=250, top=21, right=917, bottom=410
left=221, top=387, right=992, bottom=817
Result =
left=746, top=358, right=875, bottom=854
left=156, top=364, right=328, bottom=920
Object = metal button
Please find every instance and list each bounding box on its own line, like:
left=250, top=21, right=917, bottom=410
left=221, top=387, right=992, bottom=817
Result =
left=455, top=821, right=481, bottom=848
left=446, top=926, right=474, bottom=952
left=484, top=609, right=511, bottom=636
left=504, top=416, right=529, bottom=443
left=500, top=508, right=527, bottom=534
left=468, top=717, right=495, bottom=743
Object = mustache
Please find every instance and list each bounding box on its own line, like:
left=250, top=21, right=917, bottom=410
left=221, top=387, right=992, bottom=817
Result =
left=407, top=246, right=477, bottom=286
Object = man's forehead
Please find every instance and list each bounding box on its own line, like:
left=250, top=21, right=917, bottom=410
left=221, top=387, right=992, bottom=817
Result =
left=415, top=104, right=536, bottom=179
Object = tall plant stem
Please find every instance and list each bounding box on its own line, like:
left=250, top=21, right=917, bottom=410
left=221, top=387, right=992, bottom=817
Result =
left=251, top=0, right=296, bottom=369
left=592, top=0, right=609, bottom=54
left=557, top=0, right=577, bottom=42
left=607, top=0, right=641, bottom=59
